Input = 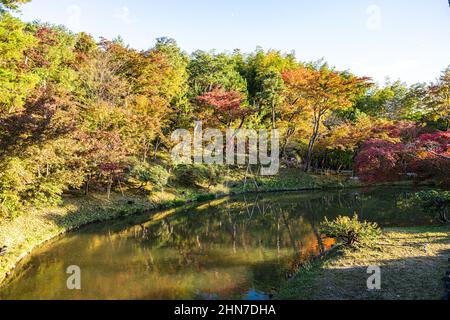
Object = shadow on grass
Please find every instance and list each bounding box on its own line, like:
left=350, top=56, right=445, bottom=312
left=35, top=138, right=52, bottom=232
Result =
left=278, top=245, right=450, bottom=300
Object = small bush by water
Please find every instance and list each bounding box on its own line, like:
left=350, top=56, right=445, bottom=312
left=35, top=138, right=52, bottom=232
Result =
left=320, top=214, right=381, bottom=247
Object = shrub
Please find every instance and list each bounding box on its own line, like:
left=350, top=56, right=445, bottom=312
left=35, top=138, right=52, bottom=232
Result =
left=0, top=157, right=82, bottom=218
left=173, top=164, right=223, bottom=189
left=173, top=164, right=204, bottom=187
left=201, top=165, right=224, bottom=188
left=354, top=131, right=450, bottom=186
left=320, top=214, right=381, bottom=247
left=0, top=190, right=22, bottom=219
left=129, top=163, right=171, bottom=191
left=196, top=193, right=216, bottom=202
left=411, top=190, right=450, bottom=223
left=354, top=139, right=405, bottom=184
left=147, top=165, right=171, bottom=190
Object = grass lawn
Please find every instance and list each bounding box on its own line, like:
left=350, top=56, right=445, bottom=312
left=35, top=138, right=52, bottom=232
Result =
left=277, top=225, right=450, bottom=300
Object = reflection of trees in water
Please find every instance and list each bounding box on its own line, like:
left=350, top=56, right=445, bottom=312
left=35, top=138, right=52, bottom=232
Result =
left=3, top=187, right=428, bottom=300
left=79, top=187, right=424, bottom=273
left=130, top=188, right=427, bottom=272
left=129, top=195, right=326, bottom=277
left=92, top=188, right=426, bottom=292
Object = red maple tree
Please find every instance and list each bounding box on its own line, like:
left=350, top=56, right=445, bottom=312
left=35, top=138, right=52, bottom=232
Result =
left=196, top=88, right=249, bottom=127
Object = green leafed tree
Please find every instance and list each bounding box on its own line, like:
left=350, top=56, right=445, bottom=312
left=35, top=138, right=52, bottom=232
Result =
left=0, top=0, right=30, bottom=12
left=0, top=13, right=39, bottom=114
left=188, top=50, right=247, bottom=97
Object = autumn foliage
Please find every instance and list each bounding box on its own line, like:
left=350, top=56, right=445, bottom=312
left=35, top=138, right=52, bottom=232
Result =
left=196, top=88, right=248, bottom=126
left=0, top=3, right=449, bottom=218
left=355, top=131, right=450, bottom=186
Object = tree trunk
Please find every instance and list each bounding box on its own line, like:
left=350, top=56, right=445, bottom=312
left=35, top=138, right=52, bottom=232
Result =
left=84, top=180, right=89, bottom=196
left=440, top=208, right=449, bottom=223
left=304, top=112, right=322, bottom=172
left=281, top=127, right=295, bottom=159
left=143, top=140, right=149, bottom=163
left=107, top=176, right=112, bottom=199
left=271, top=100, right=276, bottom=130
left=305, top=129, right=319, bottom=172
left=154, top=137, right=162, bottom=160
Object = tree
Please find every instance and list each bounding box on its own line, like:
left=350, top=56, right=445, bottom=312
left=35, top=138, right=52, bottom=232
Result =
left=2, top=3, right=449, bottom=218
left=355, top=130, right=449, bottom=187
left=148, top=38, right=191, bottom=145
left=196, top=88, right=249, bottom=128
left=243, top=49, right=298, bottom=128
left=0, top=0, right=29, bottom=12
left=0, top=13, right=39, bottom=114
left=256, top=71, right=284, bottom=129
left=152, top=37, right=189, bottom=107
left=355, top=80, right=413, bottom=120
left=0, top=20, right=85, bottom=217
left=282, top=64, right=371, bottom=171
left=422, top=67, right=450, bottom=130
left=405, top=131, right=450, bottom=187
left=354, top=139, right=406, bottom=184
left=409, top=191, right=450, bottom=223
left=188, top=50, right=247, bottom=97
left=399, top=67, right=450, bottom=130
left=0, top=87, right=83, bottom=216
left=316, top=118, right=421, bottom=171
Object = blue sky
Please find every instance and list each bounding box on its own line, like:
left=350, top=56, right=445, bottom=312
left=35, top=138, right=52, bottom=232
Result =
left=15, top=0, right=450, bottom=85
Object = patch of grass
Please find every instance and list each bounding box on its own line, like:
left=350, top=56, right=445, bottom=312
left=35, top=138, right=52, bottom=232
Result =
left=277, top=225, right=450, bottom=300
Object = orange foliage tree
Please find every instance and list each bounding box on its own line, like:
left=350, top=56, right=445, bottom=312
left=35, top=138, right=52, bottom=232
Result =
left=282, top=65, right=371, bottom=171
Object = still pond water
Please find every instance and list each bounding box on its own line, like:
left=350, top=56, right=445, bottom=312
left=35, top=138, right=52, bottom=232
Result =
left=0, top=187, right=434, bottom=300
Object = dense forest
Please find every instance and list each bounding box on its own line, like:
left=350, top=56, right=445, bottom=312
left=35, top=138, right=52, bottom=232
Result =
left=0, top=0, right=449, bottom=219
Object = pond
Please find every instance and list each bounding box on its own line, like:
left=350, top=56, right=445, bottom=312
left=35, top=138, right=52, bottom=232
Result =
left=0, top=187, right=434, bottom=300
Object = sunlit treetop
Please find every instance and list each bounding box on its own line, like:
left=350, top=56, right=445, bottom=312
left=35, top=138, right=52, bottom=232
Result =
left=0, top=0, right=30, bottom=12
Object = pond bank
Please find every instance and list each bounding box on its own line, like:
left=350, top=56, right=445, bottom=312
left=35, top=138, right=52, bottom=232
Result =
left=277, top=225, right=450, bottom=300
left=0, top=170, right=362, bottom=286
